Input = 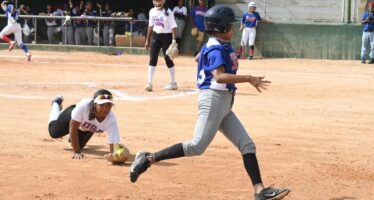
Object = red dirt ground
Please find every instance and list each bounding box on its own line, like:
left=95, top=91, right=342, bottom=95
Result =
left=0, top=50, right=373, bottom=200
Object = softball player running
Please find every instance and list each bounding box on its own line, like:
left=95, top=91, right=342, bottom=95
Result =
left=129, top=6, right=290, bottom=200
left=145, top=0, right=178, bottom=92
left=48, top=89, right=121, bottom=159
left=0, top=0, right=31, bottom=61
left=238, top=1, right=265, bottom=60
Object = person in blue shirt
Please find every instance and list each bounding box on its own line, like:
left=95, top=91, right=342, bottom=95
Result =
left=360, top=2, right=374, bottom=64
left=129, top=5, right=290, bottom=200
left=190, top=0, right=208, bottom=56
left=0, top=0, right=31, bottom=61
left=238, top=1, right=268, bottom=60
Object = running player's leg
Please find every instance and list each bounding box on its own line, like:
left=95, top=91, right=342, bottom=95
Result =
left=0, top=25, right=16, bottom=50
left=219, top=111, right=290, bottom=199
left=129, top=90, right=231, bottom=183
left=48, top=105, right=76, bottom=139
left=14, top=27, right=31, bottom=60
left=146, top=32, right=162, bottom=91
left=161, top=33, right=177, bottom=90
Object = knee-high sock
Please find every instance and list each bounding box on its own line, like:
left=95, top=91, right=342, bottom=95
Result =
left=168, top=66, right=176, bottom=83
left=154, top=143, right=185, bottom=162
left=148, top=65, right=156, bottom=84
left=0, top=35, right=11, bottom=44
left=19, top=43, right=29, bottom=54
left=249, top=45, right=255, bottom=56
left=48, top=103, right=60, bottom=123
left=242, top=153, right=263, bottom=185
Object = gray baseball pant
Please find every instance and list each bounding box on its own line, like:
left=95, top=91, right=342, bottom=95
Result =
left=62, top=26, right=74, bottom=45
left=86, top=26, right=94, bottom=45
left=75, top=27, right=86, bottom=45
left=182, top=89, right=256, bottom=156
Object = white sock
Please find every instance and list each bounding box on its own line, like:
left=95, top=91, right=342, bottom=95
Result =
left=148, top=65, right=156, bottom=84
left=48, top=103, right=61, bottom=123
left=168, top=66, right=176, bottom=84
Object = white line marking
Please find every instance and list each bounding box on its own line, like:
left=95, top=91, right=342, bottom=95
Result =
left=0, top=81, right=199, bottom=101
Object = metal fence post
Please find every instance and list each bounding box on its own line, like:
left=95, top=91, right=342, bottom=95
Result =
left=130, top=21, right=133, bottom=55
left=346, top=0, right=352, bottom=23
left=97, top=20, right=100, bottom=46
left=34, top=18, right=37, bottom=44
left=264, top=0, right=267, bottom=20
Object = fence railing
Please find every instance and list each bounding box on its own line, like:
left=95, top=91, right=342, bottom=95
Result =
left=0, top=14, right=148, bottom=49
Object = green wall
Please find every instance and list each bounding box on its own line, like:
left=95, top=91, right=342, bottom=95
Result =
left=0, top=23, right=364, bottom=60
left=180, top=22, right=364, bottom=60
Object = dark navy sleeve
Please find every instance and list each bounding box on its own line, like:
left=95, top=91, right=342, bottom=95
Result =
left=255, top=12, right=261, bottom=21
left=205, top=49, right=226, bottom=71
left=242, top=13, right=246, bottom=24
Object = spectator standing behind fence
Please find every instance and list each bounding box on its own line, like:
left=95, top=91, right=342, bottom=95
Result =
left=82, top=1, right=97, bottom=45
left=61, top=2, right=74, bottom=45
left=98, top=2, right=114, bottom=46
left=44, top=4, right=59, bottom=44
left=190, top=0, right=207, bottom=56
left=360, top=2, right=374, bottom=64
left=72, top=0, right=86, bottom=45
left=137, top=6, right=148, bottom=36
left=172, top=0, right=187, bottom=48
left=19, top=5, right=34, bottom=43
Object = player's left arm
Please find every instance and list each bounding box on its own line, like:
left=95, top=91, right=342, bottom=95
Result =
left=213, top=66, right=271, bottom=93
left=1, top=1, right=6, bottom=12
left=257, top=12, right=270, bottom=23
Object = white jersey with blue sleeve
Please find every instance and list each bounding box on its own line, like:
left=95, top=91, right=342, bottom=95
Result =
left=6, top=4, right=20, bottom=25
left=197, top=37, right=239, bottom=91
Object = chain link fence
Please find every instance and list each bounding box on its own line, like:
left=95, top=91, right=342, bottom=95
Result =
left=236, top=0, right=361, bottom=24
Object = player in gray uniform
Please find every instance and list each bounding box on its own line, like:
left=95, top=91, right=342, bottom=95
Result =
left=129, top=5, right=290, bottom=200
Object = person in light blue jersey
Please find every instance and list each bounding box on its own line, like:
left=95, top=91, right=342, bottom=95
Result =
left=360, top=2, right=374, bottom=64
left=129, top=5, right=290, bottom=200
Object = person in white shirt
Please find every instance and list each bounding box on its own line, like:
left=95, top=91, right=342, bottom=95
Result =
left=145, top=0, right=178, bottom=92
left=172, top=0, right=187, bottom=48
left=48, top=89, right=122, bottom=160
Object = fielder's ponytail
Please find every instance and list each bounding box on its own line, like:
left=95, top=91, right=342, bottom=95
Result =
left=163, top=2, right=169, bottom=16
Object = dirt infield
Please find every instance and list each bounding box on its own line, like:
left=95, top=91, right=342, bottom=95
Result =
left=0, top=50, right=373, bottom=200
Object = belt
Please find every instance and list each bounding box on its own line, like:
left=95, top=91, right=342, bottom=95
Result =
left=365, top=30, right=374, bottom=32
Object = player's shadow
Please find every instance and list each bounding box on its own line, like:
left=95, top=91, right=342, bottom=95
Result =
left=63, top=145, right=107, bottom=157
left=329, top=197, right=356, bottom=200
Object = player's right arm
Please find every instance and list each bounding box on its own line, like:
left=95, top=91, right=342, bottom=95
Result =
left=213, top=66, right=270, bottom=93
left=69, top=119, right=85, bottom=159
left=240, top=13, right=245, bottom=31
left=145, top=26, right=153, bottom=50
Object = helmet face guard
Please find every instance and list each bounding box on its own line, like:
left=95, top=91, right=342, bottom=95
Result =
left=153, top=0, right=165, bottom=9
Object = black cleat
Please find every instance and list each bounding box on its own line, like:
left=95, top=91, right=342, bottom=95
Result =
left=254, top=187, right=290, bottom=200
left=369, top=58, right=374, bottom=64
left=129, top=151, right=151, bottom=183
left=249, top=56, right=254, bottom=60
left=52, top=95, right=64, bottom=110
left=361, top=58, right=366, bottom=64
